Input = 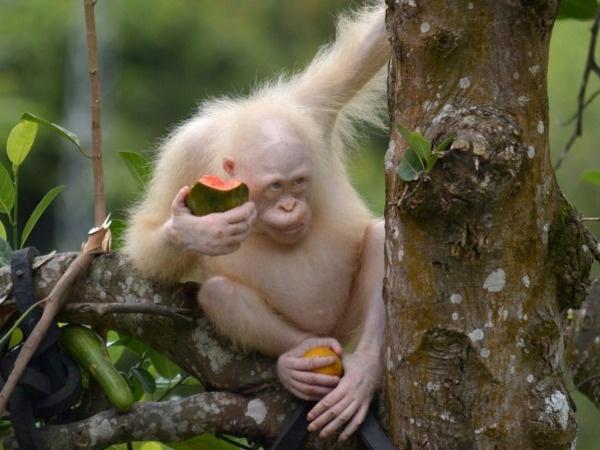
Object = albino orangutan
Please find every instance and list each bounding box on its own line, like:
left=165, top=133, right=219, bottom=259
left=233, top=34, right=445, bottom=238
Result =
left=123, top=1, right=390, bottom=440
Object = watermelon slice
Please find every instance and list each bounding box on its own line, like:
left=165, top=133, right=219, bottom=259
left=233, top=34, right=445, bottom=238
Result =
left=185, top=175, right=249, bottom=216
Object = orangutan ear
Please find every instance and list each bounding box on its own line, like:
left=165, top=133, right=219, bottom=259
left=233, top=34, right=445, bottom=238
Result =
left=222, top=157, right=236, bottom=176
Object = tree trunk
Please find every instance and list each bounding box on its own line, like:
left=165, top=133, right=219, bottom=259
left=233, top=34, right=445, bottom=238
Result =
left=383, top=1, right=592, bottom=449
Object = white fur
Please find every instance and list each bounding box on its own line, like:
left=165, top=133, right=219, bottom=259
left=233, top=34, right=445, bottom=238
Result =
left=123, top=1, right=390, bottom=282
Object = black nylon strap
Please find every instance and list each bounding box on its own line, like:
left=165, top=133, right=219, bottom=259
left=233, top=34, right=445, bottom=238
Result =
left=270, top=402, right=311, bottom=450
left=270, top=401, right=397, bottom=449
left=2, top=248, right=82, bottom=449
left=359, top=409, right=397, bottom=450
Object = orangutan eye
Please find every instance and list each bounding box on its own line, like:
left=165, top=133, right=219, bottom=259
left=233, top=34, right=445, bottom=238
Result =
left=294, top=177, right=306, bottom=185
left=269, top=181, right=283, bottom=191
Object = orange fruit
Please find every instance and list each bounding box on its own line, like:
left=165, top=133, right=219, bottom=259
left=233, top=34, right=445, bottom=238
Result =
left=303, top=346, right=343, bottom=377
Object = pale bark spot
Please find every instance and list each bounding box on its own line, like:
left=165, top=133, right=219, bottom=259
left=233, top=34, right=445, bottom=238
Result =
left=545, top=390, right=569, bottom=429
left=527, top=145, right=535, bottom=159
left=468, top=328, right=484, bottom=341
left=420, top=22, right=431, bottom=33
left=541, top=223, right=549, bottom=245
left=529, top=65, right=541, bottom=75
left=450, top=293, right=462, bottom=304
left=513, top=71, right=520, bottom=80
left=522, top=275, right=530, bottom=288
left=451, top=312, right=459, bottom=321
left=459, top=77, right=471, bottom=89
left=537, top=120, right=545, bottom=134
left=483, top=269, right=506, bottom=292
left=480, top=348, right=490, bottom=358
left=467, top=2, right=474, bottom=9
left=398, top=246, right=405, bottom=261
left=426, top=382, right=440, bottom=392
left=245, top=399, right=267, bottom=425
left=384, top=141, right=395, bottom=172
left=518, top=96, right=529, bottom=107
left=527, top=374, right=534, bottom=383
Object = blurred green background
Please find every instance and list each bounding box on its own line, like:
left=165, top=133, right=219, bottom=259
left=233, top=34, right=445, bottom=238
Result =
left=0, top=0, right=599, bottom=449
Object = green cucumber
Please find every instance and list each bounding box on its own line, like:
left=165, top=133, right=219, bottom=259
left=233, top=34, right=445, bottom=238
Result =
left=185, top=175, right=249, bottom=216
left=60, top=325, right=133, bottom=413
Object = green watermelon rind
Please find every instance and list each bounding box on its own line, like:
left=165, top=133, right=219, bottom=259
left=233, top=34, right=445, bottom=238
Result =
left=185, top=181, right=249, bottom=216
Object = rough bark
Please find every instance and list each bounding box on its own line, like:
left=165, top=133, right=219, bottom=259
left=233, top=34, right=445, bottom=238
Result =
left=567, top=278, right=600, bottom=409
left=383, top=1, right=592, bottom=449
left=5, top=392, right=292, bottom=450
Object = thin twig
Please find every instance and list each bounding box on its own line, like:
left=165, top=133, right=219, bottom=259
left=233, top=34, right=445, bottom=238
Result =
left=157, top=375, right=190, bottom=401
left=0, top=225, right=109, bottom=416
left=583, top=226, right=600, bottom=264
left=561, top=89, right=600, bottom=126
left=64, top=302, right=195, bottom=323
left=555, top=9, right=600, bottom=170
left=582, top=217, right=600, bottom=222
left=83, top=0, right=105, bottom=226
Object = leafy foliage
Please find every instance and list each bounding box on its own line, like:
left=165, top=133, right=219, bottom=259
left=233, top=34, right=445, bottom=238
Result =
left=581, top=169, right=600, bottom=186
left=0, top=164, right=15, bottom=215
left=118, top=151, right=152, bottom=189
left=21, top=112, right=90, bottom=158
left=557, top=0, right=598, bottom=20
left=20, top=186, right=66, bottom=247
left=0, top=115, right=76, bottom=253
left=396, top=124, right=454, bottom=182
left=7, top=120, right=37, bottom=167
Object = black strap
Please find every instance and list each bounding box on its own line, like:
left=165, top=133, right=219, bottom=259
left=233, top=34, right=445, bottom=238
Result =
left=1, top=248, right=82, bottom=449
left=270, top=402, right=311, bottom=450
left=359, top=409, right=397, bottom=450
left=270, top=401, right=397, bottom=449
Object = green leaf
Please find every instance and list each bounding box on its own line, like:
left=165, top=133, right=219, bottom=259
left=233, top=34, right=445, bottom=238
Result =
left=0, top=164, right=14, bottom=215
left=131, top=367, right=156, bottom=393
left=118, top=151, right=151, bottom=189
left=149, top=349, right=183, bottom=380
left=435, top=135, right=455, bottom=153
left=581, top=169, right=600, bottom=186
left=557, top=0, right=597, bottom=20
left=128, top=373, right=145, bottom=401
left=0, top=239, right=13, bottom=267
left=7, top=120, right=38, bottom=167
left=397, top=147, right=424, bottom=181
left=109, top=218, right=127, bottom=251
left=0, top=221, right=6, bottom=241
left=123, top=336, right=147, bottom=355
left=9, top=328, right=22, bottom=349
left=396, top=124, right=431, bottom=161
left=169, top=434, right=245, bottom=450
left=20, top=186, right=65, bottom=248
left=20, top=112, right=91, bottom=158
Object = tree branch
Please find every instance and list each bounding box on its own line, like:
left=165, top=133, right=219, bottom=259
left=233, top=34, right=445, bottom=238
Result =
left=63, top=302, right=196, bottom=323
left=83, top=0, right=105, bottom=225
left=0, top=252, right=277, bottom=392
left=567, top=278, right=600, bottom=408
left=3, top=391, right=297, bottom=450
